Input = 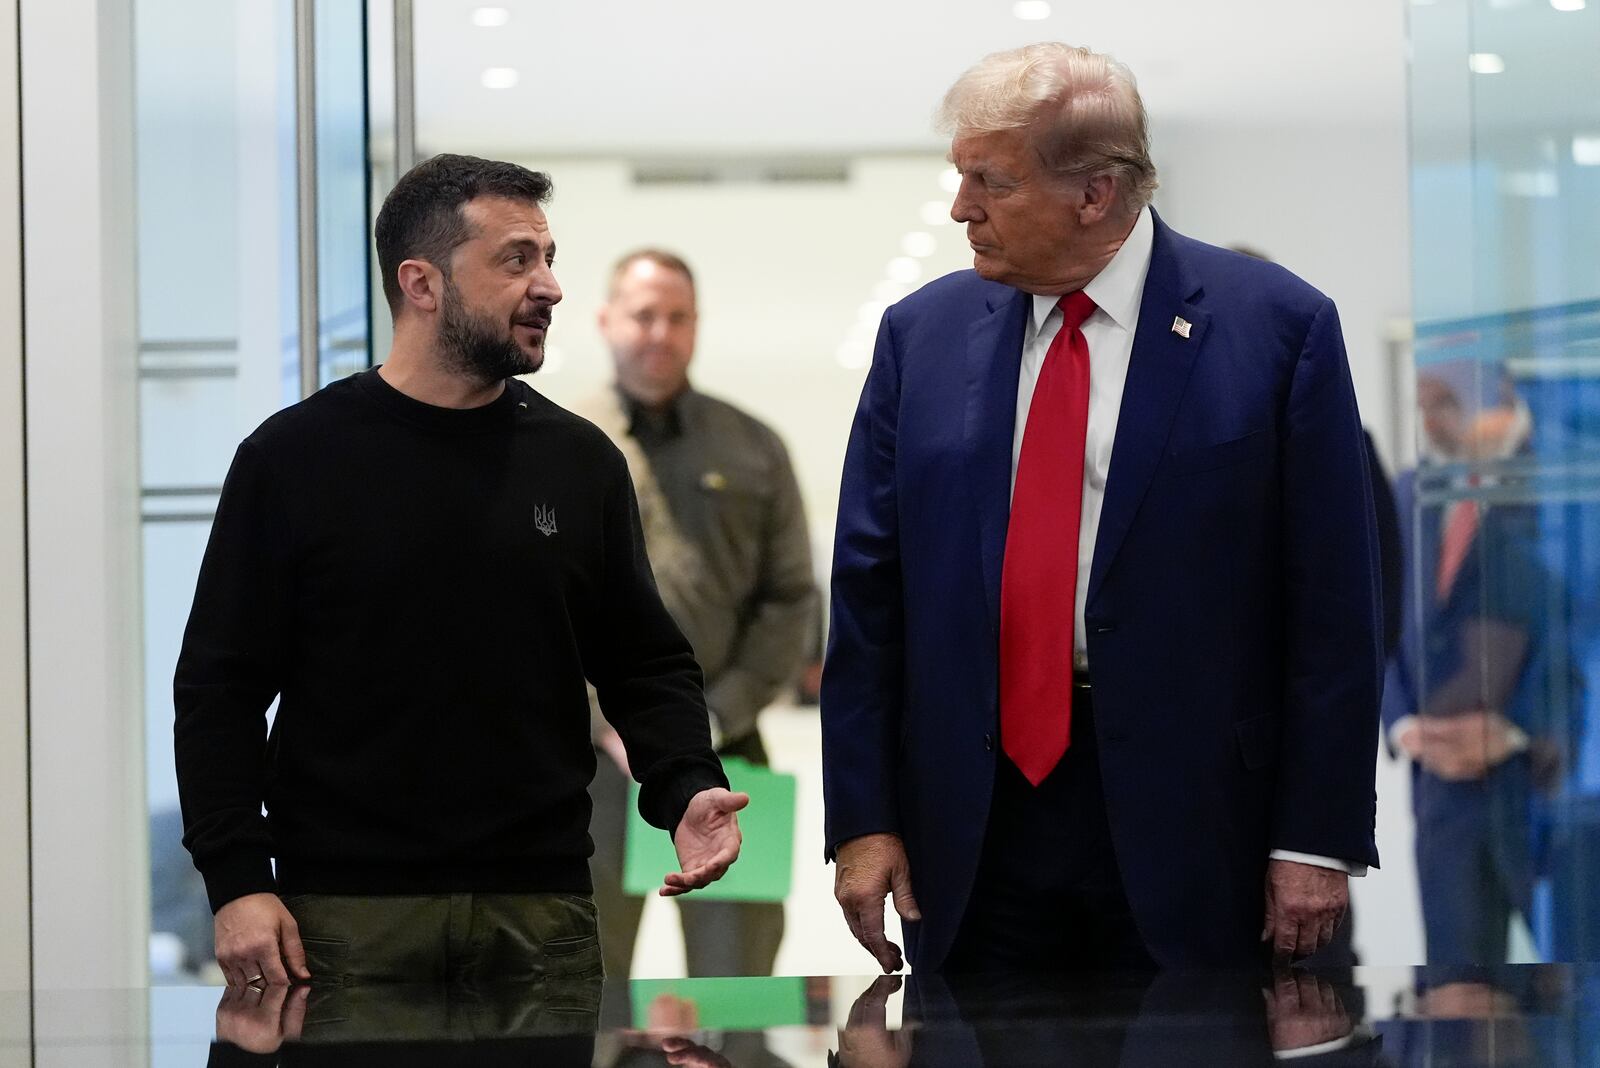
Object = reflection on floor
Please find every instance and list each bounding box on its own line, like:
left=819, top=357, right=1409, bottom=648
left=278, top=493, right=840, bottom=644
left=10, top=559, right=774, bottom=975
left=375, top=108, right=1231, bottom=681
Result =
left=26, top=965, right=1600, bottom=1066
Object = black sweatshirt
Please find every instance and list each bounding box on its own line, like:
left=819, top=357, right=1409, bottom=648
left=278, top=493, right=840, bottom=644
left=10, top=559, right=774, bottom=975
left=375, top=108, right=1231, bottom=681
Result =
left=174, top=369, right=728, bottom=912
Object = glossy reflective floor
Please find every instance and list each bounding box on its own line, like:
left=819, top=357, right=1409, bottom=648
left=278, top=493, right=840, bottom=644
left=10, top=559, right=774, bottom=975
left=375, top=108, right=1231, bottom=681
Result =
left=9, top=965, right=1600, bottom=1066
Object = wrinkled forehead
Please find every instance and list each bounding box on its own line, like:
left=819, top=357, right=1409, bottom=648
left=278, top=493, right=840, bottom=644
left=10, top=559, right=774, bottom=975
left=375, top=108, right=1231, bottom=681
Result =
left=460, top=195, right=552, bottom=246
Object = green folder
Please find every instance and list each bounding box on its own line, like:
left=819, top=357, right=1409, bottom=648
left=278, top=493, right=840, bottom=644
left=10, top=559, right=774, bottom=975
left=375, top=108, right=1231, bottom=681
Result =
left=629, top=975, right=808, bottom=1031
left=623, top=756, right=796, bottom=903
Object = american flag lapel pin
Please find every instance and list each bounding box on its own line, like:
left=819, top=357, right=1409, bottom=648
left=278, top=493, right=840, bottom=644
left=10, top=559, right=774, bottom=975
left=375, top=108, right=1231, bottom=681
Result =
left=1171, top=316, right=1192, bottom=339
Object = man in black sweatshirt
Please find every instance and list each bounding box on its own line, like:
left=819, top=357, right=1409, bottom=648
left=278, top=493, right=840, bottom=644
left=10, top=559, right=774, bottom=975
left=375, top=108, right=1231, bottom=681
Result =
left=175, top=154, right=745, bottom=989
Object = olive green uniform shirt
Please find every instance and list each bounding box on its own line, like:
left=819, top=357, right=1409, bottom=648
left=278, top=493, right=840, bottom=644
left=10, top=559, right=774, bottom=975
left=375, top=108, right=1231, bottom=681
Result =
left=615, top=386, right=816, bottom=749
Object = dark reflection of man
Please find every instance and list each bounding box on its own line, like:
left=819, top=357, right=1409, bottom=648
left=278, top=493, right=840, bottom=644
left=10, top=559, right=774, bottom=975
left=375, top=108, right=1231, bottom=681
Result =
left=1383, top=364, right=1575, bottom=967
left=207, top=980, right=602, bottom=1066
left=829, top=970, right=1378, bottom=1067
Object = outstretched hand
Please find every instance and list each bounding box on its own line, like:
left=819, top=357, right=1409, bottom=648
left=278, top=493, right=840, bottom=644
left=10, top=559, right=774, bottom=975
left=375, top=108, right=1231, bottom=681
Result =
left=662, top=788, right=749, bottom=896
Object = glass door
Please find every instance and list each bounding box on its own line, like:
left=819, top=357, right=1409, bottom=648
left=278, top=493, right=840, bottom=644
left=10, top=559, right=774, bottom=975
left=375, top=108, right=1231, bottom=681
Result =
left=135, top=0, right=376, bottom=984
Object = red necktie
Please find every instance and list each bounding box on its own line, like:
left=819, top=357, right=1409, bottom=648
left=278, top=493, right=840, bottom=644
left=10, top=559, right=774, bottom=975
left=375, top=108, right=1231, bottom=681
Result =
left=1436, top=498, right=1480, bottom=601
left=1000, top=290, right=1096, bottom=787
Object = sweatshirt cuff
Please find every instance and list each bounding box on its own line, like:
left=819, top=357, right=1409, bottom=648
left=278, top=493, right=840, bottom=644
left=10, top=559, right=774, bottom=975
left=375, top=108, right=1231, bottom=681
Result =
left=208, top=1043, right=279, bottom=1068
left=200, top=850, right=278, bottom=914
left=639, top=756, right=730, bottom=836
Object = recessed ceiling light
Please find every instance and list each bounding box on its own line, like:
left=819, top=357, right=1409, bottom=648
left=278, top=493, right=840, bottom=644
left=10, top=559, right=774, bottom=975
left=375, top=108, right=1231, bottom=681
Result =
left=1467, top=53, right=1506, bottom=74
left=472, top=6, right=511, bottom=27
left=938, top=168, right=961, bottom=193
left=1573, top=135, right=1600, bottom=165
left=481, top=67, right=519, bottom=89
left=1551, top=0, right=1586, bottom=11
left=902, top=232, right=937, bottom=258
left=1013, top=1, right=1052, bottom=20
left=920, top=200, right=952, bottom=226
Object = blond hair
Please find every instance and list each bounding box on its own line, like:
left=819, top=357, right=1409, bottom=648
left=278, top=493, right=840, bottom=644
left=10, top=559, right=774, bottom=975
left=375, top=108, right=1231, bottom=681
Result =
left=937, top=43, right=1159, bottom=213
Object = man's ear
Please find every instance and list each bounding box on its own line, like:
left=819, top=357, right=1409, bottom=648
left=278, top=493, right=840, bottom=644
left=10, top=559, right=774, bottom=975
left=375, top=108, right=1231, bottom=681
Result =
left=1078, top=175, right=1120, bottom=225
left=396, top=259, right=442, bottom=315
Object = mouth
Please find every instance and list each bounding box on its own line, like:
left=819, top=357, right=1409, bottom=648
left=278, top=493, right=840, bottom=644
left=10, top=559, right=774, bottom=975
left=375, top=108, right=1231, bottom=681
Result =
left=513, top=317, right=551, bottom=343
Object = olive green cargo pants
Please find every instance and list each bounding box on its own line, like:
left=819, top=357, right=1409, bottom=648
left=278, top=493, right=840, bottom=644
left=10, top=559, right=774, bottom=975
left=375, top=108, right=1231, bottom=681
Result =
left=283, top=892, right=604, bottom=987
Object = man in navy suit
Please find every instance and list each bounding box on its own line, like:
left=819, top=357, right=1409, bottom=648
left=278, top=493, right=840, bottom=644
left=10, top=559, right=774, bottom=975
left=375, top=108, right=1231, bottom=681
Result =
left=821, top=43, right=1382, bottom=973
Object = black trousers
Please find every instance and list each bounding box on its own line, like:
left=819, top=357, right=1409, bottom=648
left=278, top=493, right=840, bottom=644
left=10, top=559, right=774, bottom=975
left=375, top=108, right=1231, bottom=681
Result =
left=946, top=689, right=1156, bottom=974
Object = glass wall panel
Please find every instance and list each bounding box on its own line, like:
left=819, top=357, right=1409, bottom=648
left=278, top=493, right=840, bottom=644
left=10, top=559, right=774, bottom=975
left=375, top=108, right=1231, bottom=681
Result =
left=1404, top=0, right=1600, bottom=965
left=134, top=0, right=370, bottom=983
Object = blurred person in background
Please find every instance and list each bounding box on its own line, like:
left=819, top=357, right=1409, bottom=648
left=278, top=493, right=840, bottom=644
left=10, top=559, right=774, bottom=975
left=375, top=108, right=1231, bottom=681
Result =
left=578, top=249, right=816, bottom=982
left=1383, top=363, right=1577, bottom=966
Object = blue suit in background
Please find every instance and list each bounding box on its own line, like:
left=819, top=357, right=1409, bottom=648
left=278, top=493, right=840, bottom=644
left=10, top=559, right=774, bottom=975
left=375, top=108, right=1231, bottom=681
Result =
left=822, top=212, right=1383, bottom=970
left=1383, top=467, right=1578, bottom=966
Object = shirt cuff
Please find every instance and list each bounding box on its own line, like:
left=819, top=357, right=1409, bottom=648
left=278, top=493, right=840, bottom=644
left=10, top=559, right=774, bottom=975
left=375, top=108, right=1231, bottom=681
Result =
left=1389, top=714, right=1418, bottom=756
left=1274, top=1027, right=1370, bottom=1059
left=1270, top=850, right=1367, bottom=878
left=1390, top=714, right=1530, bottom=758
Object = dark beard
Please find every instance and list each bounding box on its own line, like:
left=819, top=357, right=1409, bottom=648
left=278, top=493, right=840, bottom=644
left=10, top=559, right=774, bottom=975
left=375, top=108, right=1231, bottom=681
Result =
left=437, top=277, right=542, bottom=382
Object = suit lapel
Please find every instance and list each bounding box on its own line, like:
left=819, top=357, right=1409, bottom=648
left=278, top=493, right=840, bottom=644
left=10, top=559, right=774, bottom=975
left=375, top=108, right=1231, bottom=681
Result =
left=965, top=287, right=1031, bottom=640
left=1085, top=216, right=1210, bottom=607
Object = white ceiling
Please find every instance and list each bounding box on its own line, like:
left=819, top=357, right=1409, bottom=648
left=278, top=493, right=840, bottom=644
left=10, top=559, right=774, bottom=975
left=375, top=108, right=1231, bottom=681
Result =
left=410, top=0, right=1415, bottom=157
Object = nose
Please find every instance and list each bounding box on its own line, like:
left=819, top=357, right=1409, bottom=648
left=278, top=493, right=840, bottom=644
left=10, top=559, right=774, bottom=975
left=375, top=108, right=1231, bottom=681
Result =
left=527, top=262, right=562, bottom=306
left=950, top=175, right=984, bottom=224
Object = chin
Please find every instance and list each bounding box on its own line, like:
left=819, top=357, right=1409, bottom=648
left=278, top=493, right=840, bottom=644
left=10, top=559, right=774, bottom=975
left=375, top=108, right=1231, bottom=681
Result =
left=971, top=257, right=1007, bottom=283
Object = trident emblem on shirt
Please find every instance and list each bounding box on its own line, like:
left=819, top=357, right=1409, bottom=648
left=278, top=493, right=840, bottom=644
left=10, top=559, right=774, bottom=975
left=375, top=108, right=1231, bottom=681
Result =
left=534, top=504, right=558, bottom=537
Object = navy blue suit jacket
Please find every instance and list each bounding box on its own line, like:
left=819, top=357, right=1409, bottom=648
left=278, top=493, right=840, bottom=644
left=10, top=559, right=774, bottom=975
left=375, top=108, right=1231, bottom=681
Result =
left=822, top=212, right=1383, bottom=969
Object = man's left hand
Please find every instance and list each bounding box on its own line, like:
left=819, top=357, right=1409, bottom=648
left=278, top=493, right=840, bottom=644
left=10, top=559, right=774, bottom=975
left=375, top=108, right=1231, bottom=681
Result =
left=214, top=983, right=309, bottom=1055
left=1262, top=859, right=1347, bottom=962
left=662, top=788, right=749, bottom=897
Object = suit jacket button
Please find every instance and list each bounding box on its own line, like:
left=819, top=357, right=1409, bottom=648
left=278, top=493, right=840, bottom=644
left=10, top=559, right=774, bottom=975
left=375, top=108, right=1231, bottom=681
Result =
left=983, top=733, right=995, bottom=752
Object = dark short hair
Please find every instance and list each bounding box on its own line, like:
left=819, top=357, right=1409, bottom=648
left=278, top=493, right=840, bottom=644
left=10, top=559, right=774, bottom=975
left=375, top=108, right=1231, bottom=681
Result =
left=374, top=153, right=554, bottom=316
left=608, top=248, right=695, bottom=299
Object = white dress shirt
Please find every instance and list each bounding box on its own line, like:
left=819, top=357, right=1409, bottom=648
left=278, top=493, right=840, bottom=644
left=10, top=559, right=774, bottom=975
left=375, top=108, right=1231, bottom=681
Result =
left=1008, top=206, right=1363, bottom=878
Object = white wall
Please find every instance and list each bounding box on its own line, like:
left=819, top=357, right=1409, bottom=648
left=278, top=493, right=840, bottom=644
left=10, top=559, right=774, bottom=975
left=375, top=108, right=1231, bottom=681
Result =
left=22, top=0, right=150, bottom=1029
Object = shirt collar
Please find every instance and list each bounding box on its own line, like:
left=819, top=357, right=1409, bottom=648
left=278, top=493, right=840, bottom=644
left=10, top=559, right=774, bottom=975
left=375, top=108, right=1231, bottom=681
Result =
left=618, top=383, right=693, bottom=438
left=1028, top=205, right=1154, bottom=338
